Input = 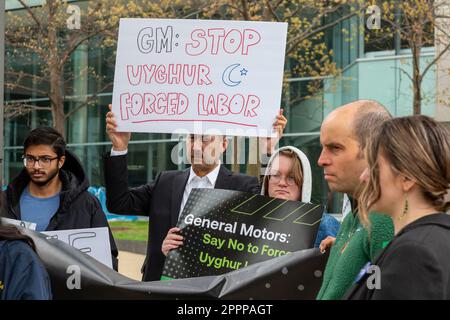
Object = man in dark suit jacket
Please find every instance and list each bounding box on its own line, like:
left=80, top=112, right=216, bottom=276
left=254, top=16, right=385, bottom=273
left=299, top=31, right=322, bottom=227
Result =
left=104, top=106, right=286, bottom=281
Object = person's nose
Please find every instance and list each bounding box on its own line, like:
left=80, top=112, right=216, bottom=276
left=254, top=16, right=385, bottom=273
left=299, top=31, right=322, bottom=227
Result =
left=360, top=168, right=369, bottom=183
left=192, top=136, right=203, bottom=152
left=277, top=176, right=288, bottom=186
left=32, top=159, right=42, bottom=168
left=318, top=149, right=330, bottom=167
left=191, top=136, right=203, bottom=163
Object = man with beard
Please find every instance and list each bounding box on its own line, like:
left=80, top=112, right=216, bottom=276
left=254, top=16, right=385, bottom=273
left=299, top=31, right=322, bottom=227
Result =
left=104, top=105, right=287, bottom=281
left=2, top=127, right=118, bottom=270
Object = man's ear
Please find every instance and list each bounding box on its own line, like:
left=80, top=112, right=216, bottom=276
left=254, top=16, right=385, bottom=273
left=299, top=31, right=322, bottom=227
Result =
left=222, top=136, right=229, bottom=153
left=58, top=155, right=66, bottom=169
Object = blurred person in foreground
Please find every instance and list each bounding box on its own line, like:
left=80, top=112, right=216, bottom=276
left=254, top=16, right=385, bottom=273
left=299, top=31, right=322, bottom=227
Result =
left=346, top=115, right=450, bottom=300
left=0, top=221, right=52, bottom=300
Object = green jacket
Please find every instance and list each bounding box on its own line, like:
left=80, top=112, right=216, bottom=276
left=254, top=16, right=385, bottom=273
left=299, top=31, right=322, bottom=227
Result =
left=316, top=211, right=394, bottom=300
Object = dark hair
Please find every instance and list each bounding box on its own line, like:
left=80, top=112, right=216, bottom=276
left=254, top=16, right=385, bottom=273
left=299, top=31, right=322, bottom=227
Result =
left=23, top=127, right=66, bottom=157
left=0, top=222, right=37, bottom=252
left=353, top=100, right=392, bottom=153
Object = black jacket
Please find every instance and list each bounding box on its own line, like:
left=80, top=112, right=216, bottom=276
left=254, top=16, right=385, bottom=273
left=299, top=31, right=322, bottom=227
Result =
left=345, top=213, right=450, bottom=300
left=104, top=153, right=261, bottom=281
left=2, top=150, right=118, bottom=270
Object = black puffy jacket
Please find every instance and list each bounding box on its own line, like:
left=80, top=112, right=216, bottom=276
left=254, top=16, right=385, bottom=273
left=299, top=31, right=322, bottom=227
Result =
left=2, top=150, right=118, bottom=270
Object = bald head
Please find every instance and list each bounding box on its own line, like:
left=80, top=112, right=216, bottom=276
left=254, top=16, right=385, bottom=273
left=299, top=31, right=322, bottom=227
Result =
left=326, top=100, right=391, bottom=152
left=318, top=100, right=391, bottom=194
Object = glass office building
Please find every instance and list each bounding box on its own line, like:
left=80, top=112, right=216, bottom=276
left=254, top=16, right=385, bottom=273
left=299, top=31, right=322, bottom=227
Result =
left=3, top=1, right=444, bottom=212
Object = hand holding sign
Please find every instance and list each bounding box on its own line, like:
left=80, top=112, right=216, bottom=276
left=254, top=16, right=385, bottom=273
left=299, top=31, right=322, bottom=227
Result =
left=262, top=108, right=287, bottom=154
left=106, top=102, right=287, bottom=155
left=162, top=227, right=184, bottom=256
left=106, top=104, right=131, bottom=152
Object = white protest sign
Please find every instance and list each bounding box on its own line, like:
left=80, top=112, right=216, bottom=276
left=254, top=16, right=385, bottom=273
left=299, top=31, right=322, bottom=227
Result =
left=1, top=217, right=37, bottom=230
left=42, top=227, right=112, bottom=269
left=112, top=18, right=287, bottom=137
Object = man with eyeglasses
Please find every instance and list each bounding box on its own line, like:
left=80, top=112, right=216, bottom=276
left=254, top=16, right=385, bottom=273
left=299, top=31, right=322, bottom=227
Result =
left=104, top=105, right=287, bottom=281
left=2, top=127, right=118, bottom=270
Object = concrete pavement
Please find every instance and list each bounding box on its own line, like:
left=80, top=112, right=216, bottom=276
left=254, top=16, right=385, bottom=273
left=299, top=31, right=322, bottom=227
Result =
left=118, top=250, right=146, bottom=281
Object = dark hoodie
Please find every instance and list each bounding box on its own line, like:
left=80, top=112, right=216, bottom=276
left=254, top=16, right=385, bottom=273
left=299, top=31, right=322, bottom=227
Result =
left=345, top=213, right=450, bottom=300
left=2, top=150, right=118, bottom=270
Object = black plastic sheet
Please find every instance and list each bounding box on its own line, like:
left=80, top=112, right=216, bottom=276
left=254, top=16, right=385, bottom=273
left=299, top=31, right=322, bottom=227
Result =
left=25, top=229, right=328, bottom=300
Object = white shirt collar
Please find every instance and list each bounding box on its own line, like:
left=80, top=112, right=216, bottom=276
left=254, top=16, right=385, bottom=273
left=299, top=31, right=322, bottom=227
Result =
left=187, top=161, right=221, bottom=186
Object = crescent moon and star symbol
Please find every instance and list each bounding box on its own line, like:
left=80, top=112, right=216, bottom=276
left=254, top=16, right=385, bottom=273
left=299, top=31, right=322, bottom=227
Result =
left=222, top=63, right=249, bottom=87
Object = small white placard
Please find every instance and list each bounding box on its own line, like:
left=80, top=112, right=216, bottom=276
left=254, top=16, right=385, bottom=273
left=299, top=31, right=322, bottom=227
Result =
left=42, top=227, right=113, bottom=269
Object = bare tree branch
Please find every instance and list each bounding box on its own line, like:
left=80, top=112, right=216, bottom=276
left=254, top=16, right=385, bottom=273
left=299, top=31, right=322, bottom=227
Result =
left=434, top=22, right=450, bottom=41
left=264, top=0, right=280, bottom=21
left=5, top=83, right=49, bottom=96
left=223, top=3, right=246, bottom=18
left=4, top=103, right=52, bottom=119
left=64, top=83, right=113, bottom=119
left=393, top=66, right=414, bottom=82
left=422, top=41, right=450, bottom=78
left=17, top=0, right=45, bottom=33
left=239, top=0, right=251, bottom=20
left=5, top=71, right=49, bottom=83
left=60, top=28, right=110, bottom=67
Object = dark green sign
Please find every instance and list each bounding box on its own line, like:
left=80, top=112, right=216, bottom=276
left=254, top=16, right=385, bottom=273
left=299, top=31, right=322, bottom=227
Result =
left=162, top=189, right=324, bottom=279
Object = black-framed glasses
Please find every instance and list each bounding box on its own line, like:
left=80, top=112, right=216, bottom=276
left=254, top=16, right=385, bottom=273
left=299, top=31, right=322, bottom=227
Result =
left=22, top=155, right=59, bottom=168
